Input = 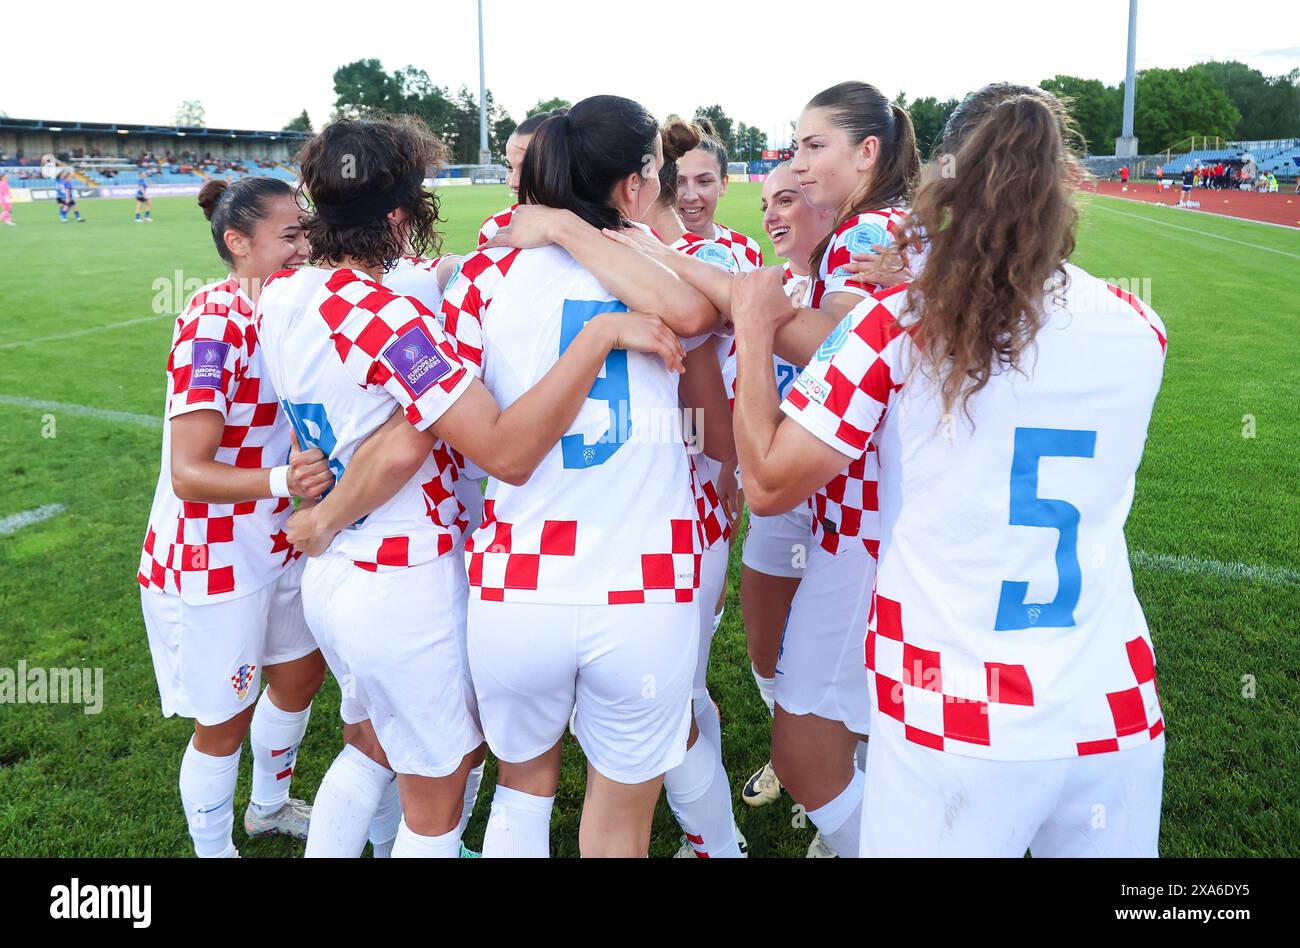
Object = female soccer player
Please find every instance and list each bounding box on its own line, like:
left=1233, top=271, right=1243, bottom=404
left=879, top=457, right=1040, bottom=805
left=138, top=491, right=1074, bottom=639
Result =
left=676, top=119, right=765, bottom=268
left=138, top=176, right=334, bottom=858
left=737, top=161, right=835, bottom=809
left=0, top=173, right=13, bottom=226
left=256, top=114, right=687, bottom=859
left=615, top=82, right=918, bottom=856
left=477, top=106, right=569, bottom=245
left=135, top=168, right=153, bottom=223
left=732, top=83, right=1168, bottom=858
left=441, top=96, right=731, bottom=858
left=56, top=172, right=84, bottom=222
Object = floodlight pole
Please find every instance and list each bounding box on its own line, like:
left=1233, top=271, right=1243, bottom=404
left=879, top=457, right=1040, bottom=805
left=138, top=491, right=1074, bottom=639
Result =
left=478, top=0, right=490, bottom=166
left=1115, top=0, right=1139, bottom=158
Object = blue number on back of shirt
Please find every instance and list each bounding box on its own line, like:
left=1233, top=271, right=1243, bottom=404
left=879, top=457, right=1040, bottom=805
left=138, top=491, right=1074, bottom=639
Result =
left=558, top=299, right=631, bottom=470
left=279, top=401, right=358, bottom=521
left=994, top=426, right=1097, bottom=631
left=775, top=363, right=799, bottom=399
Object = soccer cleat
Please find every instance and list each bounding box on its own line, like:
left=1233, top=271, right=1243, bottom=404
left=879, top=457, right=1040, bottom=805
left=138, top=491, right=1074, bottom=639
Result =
left=673, top=828, right=748, bottom=858
left=243, top=798, right=311, bottom=841
left=459, top=842, right=481, bottom=858
left=741, top=760, right=782, bottom=808
left=806, top=831, right=838, bottom=858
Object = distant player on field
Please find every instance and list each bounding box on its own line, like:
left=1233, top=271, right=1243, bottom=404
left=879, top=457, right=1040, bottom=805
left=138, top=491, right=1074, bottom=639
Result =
left=135, top=168, right=153, bottom=222
left=0, top=172, right=13, bottom=226
left=56, top=171, right=84, bottom=222
left=732, top=82, right=1168, bottom=858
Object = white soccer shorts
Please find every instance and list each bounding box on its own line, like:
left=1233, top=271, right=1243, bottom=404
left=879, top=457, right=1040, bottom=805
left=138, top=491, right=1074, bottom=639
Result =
left=141, top=557, right=317, bottom=727
left=861, top=722, right=1165, bottom=857
left=742, top=506, right=812, bottom=579
left=468, top=599, right=698, bottom=785
left=775, top=542, right=876, bottom=735
left=301, top=550, right=482, bottom=778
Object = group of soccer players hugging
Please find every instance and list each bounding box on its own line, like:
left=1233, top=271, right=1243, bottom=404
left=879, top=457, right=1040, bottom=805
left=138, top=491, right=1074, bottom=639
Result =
left=138, top=78, right=1170, bottom=859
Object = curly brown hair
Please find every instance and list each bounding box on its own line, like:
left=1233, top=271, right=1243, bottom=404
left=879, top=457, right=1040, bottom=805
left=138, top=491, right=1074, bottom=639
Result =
left=296, top=114, right=445, bottom=271
left=896, top=84, right=1086, bottom=421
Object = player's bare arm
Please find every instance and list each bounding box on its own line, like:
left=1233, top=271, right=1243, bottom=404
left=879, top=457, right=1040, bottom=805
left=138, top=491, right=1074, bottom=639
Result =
left=486, top=204, right=720, bottom=337
left=170, top=410, right=333, bottom=504
left=731, top=268, right=852, bottom=516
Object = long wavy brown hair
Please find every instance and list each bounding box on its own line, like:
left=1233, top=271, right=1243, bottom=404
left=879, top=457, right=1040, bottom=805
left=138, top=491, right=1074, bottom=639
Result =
left=296, top=114, right=445, bottom=271
left=896, top=83, right=1086, bottom=420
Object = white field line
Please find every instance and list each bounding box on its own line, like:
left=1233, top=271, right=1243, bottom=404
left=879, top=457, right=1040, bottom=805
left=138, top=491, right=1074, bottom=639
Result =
left=0, top=504, right=66, bottom=536
left=0, top=394, right=160, bottom=429
left=0, top=313, right=170, bottom=351
left=1092, top=192, right=1300, bottom=233
left=1088, top=201, right=1300, bottom=260
left=1130, top=551, right=1300, bottom=588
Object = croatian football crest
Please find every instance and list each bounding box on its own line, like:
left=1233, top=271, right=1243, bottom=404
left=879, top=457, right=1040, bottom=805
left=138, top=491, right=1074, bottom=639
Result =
left=230, top=663, right=257, bottom=701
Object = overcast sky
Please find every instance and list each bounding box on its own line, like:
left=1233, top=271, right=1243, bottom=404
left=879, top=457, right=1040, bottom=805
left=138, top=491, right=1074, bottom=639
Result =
left=2, top=0, right=1296, bottom=144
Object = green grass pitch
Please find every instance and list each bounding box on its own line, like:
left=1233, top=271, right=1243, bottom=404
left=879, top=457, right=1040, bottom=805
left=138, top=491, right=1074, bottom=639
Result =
left=0, top=185, right=1296, bottom=857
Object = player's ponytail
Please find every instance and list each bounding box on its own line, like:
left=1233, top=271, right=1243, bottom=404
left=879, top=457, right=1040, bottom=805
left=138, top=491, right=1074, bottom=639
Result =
left=656, top=118, right=704, bottom=206
left=806, top=82, right=920, bottom=274
left=896, top=83, right=1085, bottom=420
left=518, top=95, right=661, bottom=231
left=198, top=176, right=294, bottom=267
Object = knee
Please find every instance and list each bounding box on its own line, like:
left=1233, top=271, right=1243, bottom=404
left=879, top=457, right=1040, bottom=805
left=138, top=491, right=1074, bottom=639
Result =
left=267, top=651, right=326, bottom=710
left=342, top=722, right=390, bottom=770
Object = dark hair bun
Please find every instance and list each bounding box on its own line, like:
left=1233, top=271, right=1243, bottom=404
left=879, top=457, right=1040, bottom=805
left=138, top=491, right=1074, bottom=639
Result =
left=661, top=120, right=702, bottom=163
left=197, top=179, right=229, bottom=221
left=694, top=117, right=719, bottom=138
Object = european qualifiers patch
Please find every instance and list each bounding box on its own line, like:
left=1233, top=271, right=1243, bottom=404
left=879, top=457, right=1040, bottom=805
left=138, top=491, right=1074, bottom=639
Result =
left=383, top=325, right=455, bottom=397
left=189, top=339, right=230, bottom=389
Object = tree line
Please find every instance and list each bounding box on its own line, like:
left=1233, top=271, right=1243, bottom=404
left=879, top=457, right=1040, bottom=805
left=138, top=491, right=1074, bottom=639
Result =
left=275, top=58, right=1300, bottom=162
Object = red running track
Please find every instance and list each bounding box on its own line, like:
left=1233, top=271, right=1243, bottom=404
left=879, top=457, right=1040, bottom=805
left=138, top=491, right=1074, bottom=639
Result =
left=1091, top=180, right=1300, bottom=229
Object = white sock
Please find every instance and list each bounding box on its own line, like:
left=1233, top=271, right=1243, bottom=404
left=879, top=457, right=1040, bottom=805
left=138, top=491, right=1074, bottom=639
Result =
left=179, top=738, right=241, bottom=858
left=664, top=732, right=742, bottom=858
left=391, top=817, right=461, bottom=858
left=368, top=775, right=402, bottom=858
left=304, top=743, right=394, bottom=858
left=248, top=689, right=312, bottom=814
left=459, top=762, right=486, bottom=838
left=692, top=689, right=723, bottom=756
left=482, top=785, right=554, bottom=858
left=854, top=740, right=870, bottom=773
left=751, top=663, right=776, bottom=716
left=806, top=768, right=865, bottom=858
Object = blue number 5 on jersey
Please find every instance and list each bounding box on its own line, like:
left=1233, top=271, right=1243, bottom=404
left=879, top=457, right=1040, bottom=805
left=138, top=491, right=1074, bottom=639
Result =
left=995, top=426, right=1097, bottom=631
left=558, top=299, right=631, bottom=470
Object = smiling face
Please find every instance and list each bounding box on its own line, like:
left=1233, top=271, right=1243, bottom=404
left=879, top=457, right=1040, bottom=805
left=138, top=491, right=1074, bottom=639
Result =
left=761, top=164, right=834, bottom=273
left=504, top=131, right=531, bottom=194
left=790, top=105, right=879, bottom=214
left=676, top=146, right=727, bottom=237
left=227, top=194, right=308, bottom=283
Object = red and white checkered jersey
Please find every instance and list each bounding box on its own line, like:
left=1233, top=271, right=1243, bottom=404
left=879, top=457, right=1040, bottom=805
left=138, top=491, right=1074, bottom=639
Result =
left=782, top=264, right=1169, bottom=761
left=810, top=207, right=909, bottom=308
left=255, top=266, right=474, bottom=572
left=669, top=231, right=739, bottom=549
left=477, top=205, right=517, bottom=246
left=712, top=223, right=764, bottom=270
left=138, top=278, right=297, bottom=605
left=440, top=245, right=700, bottom=604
